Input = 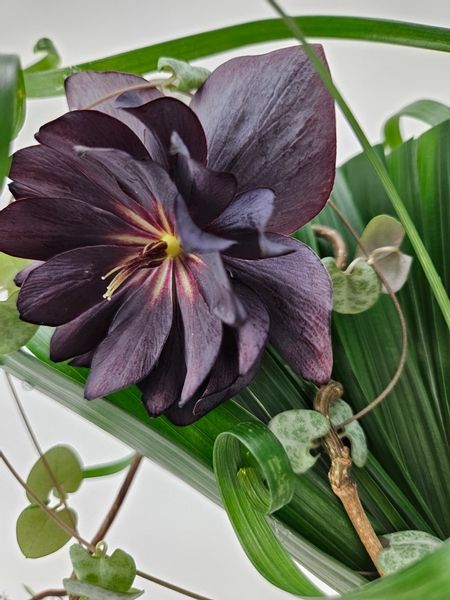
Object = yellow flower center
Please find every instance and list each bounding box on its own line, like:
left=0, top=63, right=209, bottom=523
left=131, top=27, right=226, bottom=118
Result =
left=161, top=233, right=181, bottom=258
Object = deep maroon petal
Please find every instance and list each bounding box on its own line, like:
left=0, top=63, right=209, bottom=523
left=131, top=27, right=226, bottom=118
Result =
left=191, top=46, right=336, bottom=234
left=17, top=245, right=138, bottom=326
left=14, top=262, right=43, bottom=287
left=85, top=261, right=173, bottom=399
left=0, top=198, right=151, bottom=261
left=175, top=194, right=234, bottom=255
left=186, top=252, right=245, bottom=326
left=225, top=236, right=333, bottom=385
left=8, top=145, right=152, bottom=225
left=65, top=71, right=162, bottom=149
left=171, top=133, right=237, bottom=228
left=202, top=326, right=239, bottom=396
left=122, top=97, right=207, bottom=167
left=232, top=281, right=270, bottom=374
left=73, top=146, right=178, bottom=222
left=208, top=188, right=291, bottom=259
left=36, top=110, right=149, bottom=161
left=69, top=349, right=96, bottom=368
left=137, top=319, right=186, bottom=417
left=175, top=259, right=222, bottom=404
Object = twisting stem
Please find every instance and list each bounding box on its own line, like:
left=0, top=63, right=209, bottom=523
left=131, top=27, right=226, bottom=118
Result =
left=312, top=224, right=348, bottom=270
left=134, top=569, right=214, bottom=600
left=328, top=200, right=408, bottom=426
left=4, top=371, right=78, bottom=532
left=91, top=454, right=143, bottom=546
left=30, top=590, right=67, bottom=600
left=81, top=76, right=176, bottom=109
left=314, top=382, right=384, bottom=575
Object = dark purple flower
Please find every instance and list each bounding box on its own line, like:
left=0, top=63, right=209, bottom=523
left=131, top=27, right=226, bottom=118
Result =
left=0, top=46, right=335, bottom=425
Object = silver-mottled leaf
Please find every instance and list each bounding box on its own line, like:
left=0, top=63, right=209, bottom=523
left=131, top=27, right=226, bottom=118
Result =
left=377, top=530, right=443, bottom=575
left=329, top=399, right=367, bottom=467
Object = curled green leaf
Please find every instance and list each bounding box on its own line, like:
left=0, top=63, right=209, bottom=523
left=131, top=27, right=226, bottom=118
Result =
left=323, top=256, right=381, bottom=314
left=213, top=421, right=321, bottom=596
left=26, top=445, right=83, bottom=503
left=377, top=530, right=443, bottom=576
left=24, top=38, right=61, bottom=74
left=268, top=409, right=330, bottom=474
left=329, top=399, right=367, bottom=468
left=355, top=215, right=412, bottom=293
left=16, top=505, right=77, bottom=558
left=157, top=56, right=210, bottom=92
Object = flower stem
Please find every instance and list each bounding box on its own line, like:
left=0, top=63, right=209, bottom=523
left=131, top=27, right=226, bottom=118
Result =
left=81, top=77, right=176, bottom=109
left=311, top=224, right=348, bottom=269
left=314, top=382, right=384, bottom=576
left=30, top=590, right=67, bottom=600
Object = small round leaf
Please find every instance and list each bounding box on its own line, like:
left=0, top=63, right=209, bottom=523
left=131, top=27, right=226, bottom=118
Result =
left=70, top=545, right=136, bottom=593
left=323, top=256, right=381, bottom=314
left=63, top=579, right=143, bottom=600
left=377, top=530, right=443, bottom=575
left=16, top=505, right=77, bottom=558
left=26, top=445, right=83, bottom=503
left=268, top=409, right=330, bottom=474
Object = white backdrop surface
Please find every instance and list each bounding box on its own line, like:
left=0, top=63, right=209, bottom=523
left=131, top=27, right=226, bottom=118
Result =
left=1, top=1, right=450, bottom=599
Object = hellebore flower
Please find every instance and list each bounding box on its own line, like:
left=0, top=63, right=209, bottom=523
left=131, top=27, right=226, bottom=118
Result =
left=0, top=46, right=336, bottom=425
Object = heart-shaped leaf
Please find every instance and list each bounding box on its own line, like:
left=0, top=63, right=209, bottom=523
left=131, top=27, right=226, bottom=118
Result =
left=377, top=530, right=443, bottom=575
left=26, top=445, right=83, bottom=503
left=16, top=505, right=77, bottom=558
left=0, top=290, right=38, bottom=354
left=268, top=409, right=330, bottom=474
left=158, top=57, right=210, bottom=92
left=63, top=579, right=143, bottom=600
left=70, top=545, right=136, bottom=593
left=322, top=256, right=381, bottom=314
left=329, top=399, right=367, bottom=467
left=355, top=215, right=412, bottom=293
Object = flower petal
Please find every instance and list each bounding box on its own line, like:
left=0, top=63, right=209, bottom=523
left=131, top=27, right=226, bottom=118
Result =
left=14, top=262, right=43, bottom=287
left=186, top=252, right=246, bottom=326
left=225, top=235, right=333, bottom=385
left=121, top=97, right=207, bottom=167
left=17, top=245, right=138, bottom=326
left=36, top=110, right=149, bottom=161
left=191, top=46, right=336, bottom=234
left=171, top=133, right=237, bottom=228
left=208, top=188, right=292, bottom=259
left=175, top=194, right=234, bottom=254
left=85, top=261, right=173, bottom=398
left=137, top=319, right=186, bottom=417
left=175, top=259, right=222, bottom=404
left=65, top=71, right=162, bottom=148
left=0, top=197, right=150, bottom=260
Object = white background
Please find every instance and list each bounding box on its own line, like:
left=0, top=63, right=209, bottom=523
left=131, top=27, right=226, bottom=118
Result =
left=1, top=1, right=450, bottom=599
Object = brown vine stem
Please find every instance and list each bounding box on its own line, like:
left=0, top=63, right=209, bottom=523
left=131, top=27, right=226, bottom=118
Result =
left=328, top=200, right=408, bottom=427
left=30, top=590, right=67, bottom=600
left=91, top=453, right=143, bottom=546
left=314, top=382, right=384, bottom=576
left=311, top=224, right=348, bottom=270
left=81, top=76, right=176, bottom=109
left=4, top=371, right=78, bottom=533
left=1, top=451, right=214, bottom=600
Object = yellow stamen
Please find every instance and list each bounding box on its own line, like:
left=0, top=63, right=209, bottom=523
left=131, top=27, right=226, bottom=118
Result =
left=161, top=233, right=181, bottom=258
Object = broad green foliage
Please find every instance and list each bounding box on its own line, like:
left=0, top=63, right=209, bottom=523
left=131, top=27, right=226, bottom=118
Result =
left=323, top=257, right=381, bottom=314
left=377, top=530, right=443, bottom=575
left=268, top=409, right=330, bottom=474
left=329, top=399, right=367, bottom=467
left=157, top=57, right=210, bottom=92
left=26, top=445, right=83, bottom=502
left=16, top=505, right=77, bottom=558
left=0, top=55, right=24, bottom=187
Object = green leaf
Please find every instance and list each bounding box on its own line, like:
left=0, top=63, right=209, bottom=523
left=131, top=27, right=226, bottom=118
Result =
left=24, top=38, right=61, bottom=74
left=26, top=445, right=83, bottom=502
left=70, top=545, right=136, bottom=593
left=0, top=252, right=32, bottom=294
left=323, top=256, right=382, bottom=314
left=0, top=54, right=24, bottom=188
left=157, top=57, right=210, bottom=92
left=329, top=399, right=367, bottom=468
left=0, top=291, right=38, bottom=354
left=23, top=17, right=450, bottom=97
left=377, top=531, right=443, bottom=575
left=384, top=100, right=450, bottom=150
left=16, top=505, right=76, bottom=558
left=63, top=579, right=143, bottom=600
left=213, top=421, right=321, bottom=596
left=83, top=454, right=135, bottom=478
left=355, top=215, right=412, bottom=293
left=268, top=409, right=330, bottom=474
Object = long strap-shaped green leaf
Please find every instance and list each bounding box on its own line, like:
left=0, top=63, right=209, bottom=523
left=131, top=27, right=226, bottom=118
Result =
left=24, top=16, right=450, bottom=97
left=267, top=1, right=450, bottom=331
left=213, top=421, right=322, bottom=597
